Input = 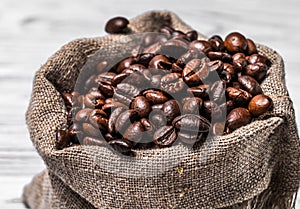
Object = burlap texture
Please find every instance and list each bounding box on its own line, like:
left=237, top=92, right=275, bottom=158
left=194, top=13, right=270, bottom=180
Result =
left=22, top=11, right=300, bottom=209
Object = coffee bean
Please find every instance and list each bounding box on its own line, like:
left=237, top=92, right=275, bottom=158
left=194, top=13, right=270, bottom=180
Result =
left=183, top=58, right=209, bottom=86
left=226, top=87, right=252, bottom=106
left=178, top=131, right=203, bottom=145
left=212, top=122, right=226, bottom=136
left=108, top=107, right=126, bottom=133
left=115, top=110, right=138, bottom=135
left=143, top=90, right=168, bottom=104
left=116, top=57, right=136, bottom=73
left=232, top=52, right=246, bottom=61
left=68, top=123, right=82, bottom=144
left=137, top=53, right=155, bottom=67
left=172, top=30, right=189, bottom=40
left=232, top=58, right=247, bottom=71
left=123, top=121, right=145, bottom=143
left=226, top=108, right=252, bottom=130
left=97, top=61, right=110, bottom=74
left=208, top=35, right=225, bottom=51
left=150, top=112, right=167, bottom=128
left=83, top=136, right=107, bottom=146
left=153, top=126, right=177, bottom=147
left=173, top=114, right=210, bottom=133
left=159, top=25, right=174, bottom=35
left=246, top=38, right=257, bottom=55
left=209, top=81, right=226, bottom=103
left=114, top=83, right=141, bottom=105
left=182, top=97, right=203, bottom=114
left=207, top=51, right=232, bottom=63
left=208, top=60, right=224, bottom=74
left=89, top=109, right=108, bottom=131
left=150, top=74, right=162, bottom=88
left=238, top=75, right=262, bottom=96
left=187, top=84, right=209, bottom=98
left=202, top=100, right=223, bottom=120
left=186, top=30, right=198, bottom=41
left=176, top=48, right=205, bottom=67
left=62, top=93, right=73, bottom=110
left=160, top=73, right=185, bottom=94
left=108, top=139, right=133, bottom=154
left=224, top=32, right=248, bottom=53
left=248, top=94, right=272, bottom=117
left=105, top=17, right=129, bottom=34
left=162, top=100, right=181, bottom=124
left=159, top=39, right=188, bottom=58
left=82, top=122, right=100, bottom=137
left=189, top=40, right=212, bottom=54
left=140, top=118, right=155, bottom=137
left=247, top=54, right=271, bottom=66
left=56, top=130, right=70, bottom=150
left=130, top=96, right=151, bottom=117
left=148, top=55, right=171, bottom=70
left=245, top=63, right=268, bottom=82
left=75, top=108, right=93, bottom=122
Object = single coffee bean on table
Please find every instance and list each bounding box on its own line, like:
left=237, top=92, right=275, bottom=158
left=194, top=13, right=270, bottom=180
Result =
left=57, top=18, right=273, bottom=155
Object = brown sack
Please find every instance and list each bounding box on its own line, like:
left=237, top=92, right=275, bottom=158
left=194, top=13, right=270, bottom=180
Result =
left=22, top=11, right=300, bottom=209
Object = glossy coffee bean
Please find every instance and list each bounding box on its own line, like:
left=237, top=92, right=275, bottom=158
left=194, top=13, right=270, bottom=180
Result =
left=108, top=139, right=133, bottom=154
left=232, top=58, right=247, bottom=71
left=116, top=57, right=136, bottom=73
left=96, top=61, right=110, bottom=74
left=208, top=60, right=224, bottom=74
left=238, top=75, right=262, bottom=96
left=172, top=30, right=189, bottom=40
left=159, top=39, right=188, bottom=58
left=68, top=123, right=82, bottom=144
left=187, top=84, right=209, bottom=98
left=232, top=52, right=246, bottom=61
left=159, top=25, right=174, bottom=35
left=56, top=130, right=70, bottom=150
left=114, top=83, right=141, bottom=105
left=183, top=58, right=209, bottom=86
left=246, top=38, right=258, bottom=55
left=83, top=136, right=107, bottom=146
left=150, top=74, right=162, bottom=88
left=144, top=90, right=169, bottom=104
left=115, top=110, right=138, bottom=135
left=162, top=100, right=181, bottom=124
left=186, top=30, right=198, bottom=41
left=213, top=122, right=225, bottom=136
left=130, top=96, right=151, bottom=117
left=138, top=53, right=155, bottom=67
left=207, top=51, right=232, bottom=63
left=247, top=54, right=271, bottom=66
left=82, top=122, right=99, bottom=137
left=105, top=17, right=129, bottom=34
left=89, top=109, right=108, bottom=131
left=178, top=131, right=202, bottom=145
left=224, top=32, right=248, bottom=54
left=160, top=73, right=185, bottom=93
left=245, top=63, right=268, bottom=82
left=173, top=114, right=210, bottom=133
left=202, top=100, right=223, bottom=120
left=182, top=97, right=203, bottom=114
left=208, top=35, right=225, bottom=51
left=153, top=126, right=177, bottom=147
left=248, top=94, right=272, bottom=117
left=98, top=82, right=114, bottom=97
left=108, top=107, right=126, bottom=133
left=75, top=108, right=93, bottom=122
left=150, top=112, right=167, bottom=128
left=226, top=87, right=252, bottom=106
left=209, top=81, right=226, bottom=103
left=140, top=118, right=155, bottom=136
left=123, top=121, right=144, bottom=143
left=223, top=63, right=236, bottom=76
left=176, top=48, right=205, bottom=67
left=148, top=55, right=170, bottom=70
left=62, top=93, right=73, bottom=110
left=189, top=40, right=212, bottom=54
left=226, top=108, right=252, bottom=130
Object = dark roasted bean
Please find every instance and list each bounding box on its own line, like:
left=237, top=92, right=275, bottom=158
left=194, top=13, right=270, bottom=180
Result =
left=150, top=112, right=167, bottom=128
left=173, top=114, right=210, bottom=133
left=116, top=57, right=136, bottom=73
left=183, top=58, right=209, bottom=86
left=208, top=35, right=225, bottom=51
left=207, top=51, right=232, bottom=63
left=56, top=130, right=70, bottom=150
left=189, top=40, right=212, bottom=54
left=212, top=122, right=225, bottom=136
left=83, top=136, right=107, bottom=146
left=105, top=16, right=129, bottom=34
left=153, top=126, right=177, bottom=147
left=123, top=121, right=145, bottom=143
left=238, top=75, right=263, bottom=96
left=130, top=96, right=151, bottom=118
left=209, top=81, right=226, bottom=103
left=226, top=87, right=252, bottom=106
left=226, top=108, right=252, bottom=130
left=82, top=122, right=100, bottom=137
left=159, top=39, right=189, bottom=58
left=187, top=84, right=209, bottom=98
left=182, top=97, right=203, bottom=114
left=108, top=139, right=133, bottom=153
left=162, top=100, right=181, bottom=124
left=178, top=131, right=203, bottom=145
left=208, top=60, right=224, bottom=74
left=115, top=110, right=138, bottom=135
left=247, top=54, right=271, bottom=66
left=89, top=109, right=108, bottom=131
left=245, top=63, right=268, bottom=82
left=160, top=73, right=185, bottom=93
left=75, top=108, right=93, bottom=122
left=186, top=30, right=198, bottom=41
left=144, top=90, right=169, bottom=104
left=148, top=55, right=171, bottom=70
left=248, top=94, right=272, bottom=117
left=108, top=107, right=126, bottom=133
left=224, top=32, right=248, bottom=54
left=246, top=38, right=258, bottom=55
left=202, top=100, right=223, bottom=120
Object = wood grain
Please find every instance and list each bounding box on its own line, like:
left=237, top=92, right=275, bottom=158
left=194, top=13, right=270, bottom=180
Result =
left=0, top=0, right=299, bottom=208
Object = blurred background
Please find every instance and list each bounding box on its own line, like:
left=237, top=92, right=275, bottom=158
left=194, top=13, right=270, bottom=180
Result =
left=0, top=0, right=299, bottom=208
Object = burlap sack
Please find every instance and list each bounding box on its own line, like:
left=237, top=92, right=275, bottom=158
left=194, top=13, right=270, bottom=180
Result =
left=22, top=11, right=300, bottom=209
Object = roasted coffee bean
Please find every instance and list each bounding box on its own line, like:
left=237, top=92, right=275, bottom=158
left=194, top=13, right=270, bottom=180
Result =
left=84, top=93, right=105, bottom=108
left=82, top=122, right=100, bottom=137
left=209, top=81, right=226, bottom=103
left=162, top=100, right=181, bottom=124
left=172, top=30, right=189, bottom=40
left=220, top=71, right=233, bottom=84
left=182, top=97, right=203, bottom=114
left=130, top=96, right=151, bottom=117
left=148, top=55, right=171, bottom=70
left=123, top=121, right=144, bottom=143
left=208, top=60, right=224, bottom=74
left=159, top=25, right=174, bottom=35
left=89, top=109, right=108, bottom=131
left=114, top=83, right=141, bottom=105
left=202, top=100, right=223, bottom=120
left=150, top=74, right=162, bottom=88
left=232, top=52, right=246, bottom=61
left=183, top=58, right=209, bottom=86
left=101, top=101, right=127, bottom=115
left=116, top=57, right=136, bottom=73
left=138, top=53, right=155, bottom=67
left=178, top=131, right=203, bottom=145
left=209, top=35, right=225, bottom=51
left=238, top=75, right=262, bottom=96
left=104, top=133, right=117, bottom=141
left=248, top=94, right=272, bottom=117
left=187, top=84, right=209, bottom=98
left=111, top=73, right=128, bottom=86
left=153, top=126, right=177, bottom=147
left=247, top=54, right=271, bottom=66
left=189, top=40, right=212, bottom=54
left=97, top=61, right=110, bottom=74
left=142, top=33, right=168, bottom=47
left=160, top=73, right=185, bottom=93
left=56, top=130, right=70, bottom=150
left=207, top=51, right=232, bottom=63
left=212, top=122, right=225, bottom=136
left=223, top=63, right=236, bottom=76
left=173, top=114, right=210, bottom=133
left=62, top=93, right=73, bottom=110
left=109, top=139, right=133, bottom=154
left=176, top=48, right=205, bottom=67
left=129, top=64, right=146, bottom=72
left=84, top=74, right=97, bottom=91
left=246, top=39, right=257, bottom=55
left=140, top=118, right=155, bottom=137
left=75, top=108, right=93, bottom=122
left=115, top=110, right=138, bottom=135
left=226, top=108, right=252, bottom=130
left=143, top=42, right=162, bottom=54
left=68, top=123, right=82, bottom=144
left=83, top=136, right=107, bottom=146
left=159, top=39, right=188, bottom=58
left=108, top=107, right=126, bottom=133
left=224, top=32, right=248, bottom=54
left=232, top=58, right=247, bottom=71
left=143, top=90, right=169, bottom=104
left=186, top=30, right=198, bottom=41
left=245, top=63, right=268, bottom=82
left=150, top=112, right=167, bottom=127
left=105, top=17, right=129, bottom=34
left=226, top=87, right=252, bottom=106
left=95, top=72, right=116, bottom=84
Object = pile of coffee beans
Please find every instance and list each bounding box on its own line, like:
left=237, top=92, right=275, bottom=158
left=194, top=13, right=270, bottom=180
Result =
left=56, top=17, right=273, bottom=155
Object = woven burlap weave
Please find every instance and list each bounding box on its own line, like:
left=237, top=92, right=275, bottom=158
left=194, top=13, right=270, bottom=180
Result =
left=22, top=11, right=300, bottom=209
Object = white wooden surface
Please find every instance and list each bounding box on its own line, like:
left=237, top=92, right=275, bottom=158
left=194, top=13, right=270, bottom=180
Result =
left=0, top=0, right=299, bottom=208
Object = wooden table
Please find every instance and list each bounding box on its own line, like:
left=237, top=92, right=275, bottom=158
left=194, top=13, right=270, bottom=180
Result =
left=0, top=0, right=299, bottom=208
